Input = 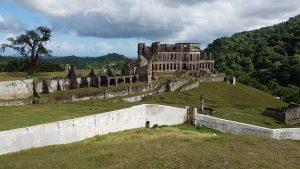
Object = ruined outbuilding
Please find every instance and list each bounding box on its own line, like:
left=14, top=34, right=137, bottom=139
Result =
left=264, top=103, right=300, bottom=124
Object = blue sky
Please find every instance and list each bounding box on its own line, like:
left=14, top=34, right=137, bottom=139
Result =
left=0, top=0, right=299, bottom=57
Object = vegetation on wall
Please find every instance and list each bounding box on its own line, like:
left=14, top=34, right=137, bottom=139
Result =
left=205, top=15, right=300, bottom=103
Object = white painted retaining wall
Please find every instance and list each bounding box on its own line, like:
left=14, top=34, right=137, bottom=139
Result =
left=195, top=114, right=300, bottom=140
left=1, top=104, right=299, bottom=156
left=0, top=104, right=186, bottom=155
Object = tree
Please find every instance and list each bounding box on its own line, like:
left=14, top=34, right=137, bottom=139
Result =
left=205, top=15, right=300, bottom=103
left=1, top=26, right=52, bottom=72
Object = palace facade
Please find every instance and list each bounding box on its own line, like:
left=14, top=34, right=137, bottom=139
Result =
left=137, top=42, right=215, bottom=73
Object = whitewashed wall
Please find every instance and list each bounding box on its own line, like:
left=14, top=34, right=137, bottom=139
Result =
left=0, top=104, right=186, bottom=155
left=145, top=104, right=186, bottom=126
left=1, top=104, right=299, bottom=156
left=195, top=114, right=300, bottom=140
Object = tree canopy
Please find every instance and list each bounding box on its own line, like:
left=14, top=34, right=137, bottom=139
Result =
left=1, top=26, right=52, bottom=72
left=206, top=15, right=300, bottom=103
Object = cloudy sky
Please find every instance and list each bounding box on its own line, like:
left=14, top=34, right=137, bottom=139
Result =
left=0, top=0, right=299, bottom=57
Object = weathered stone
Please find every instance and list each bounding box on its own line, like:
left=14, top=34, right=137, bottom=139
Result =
left=0, top=79, right=34, bottom=99
left=264, top=103, right=300, bottom=124
left=88, top=69, right=99, bottom=88
left=67, top=65, right=78, bottom=89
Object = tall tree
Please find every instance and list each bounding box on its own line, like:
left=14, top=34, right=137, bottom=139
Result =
left=1, top=26, right=52, bottom=72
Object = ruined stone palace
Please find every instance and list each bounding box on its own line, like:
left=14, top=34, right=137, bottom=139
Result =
left=137, top=42, right=215, bottom=73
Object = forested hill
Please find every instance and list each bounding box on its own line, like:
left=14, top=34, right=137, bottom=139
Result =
left=205, top=15, right=300, bottom=103
left=0, top=53, right=129, bottom=71
left=45, top=53, right=129, bottom=69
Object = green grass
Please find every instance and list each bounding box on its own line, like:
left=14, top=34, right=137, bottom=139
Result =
left=142, top=82, right=297, bottom=128
left=0, top=124, right=299, bottom=169
left=0, top=80, right=147, bottom=131
left=0, top=99, right=137, bottom=131
left=0, top=69, right=99, bottom=81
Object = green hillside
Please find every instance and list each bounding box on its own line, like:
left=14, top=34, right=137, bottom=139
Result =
left=143, top=82, right=292, bottom=128
left=0, top=53, right=129, bottom=72
left=45, top=53, right=129, bottom=69
left=0, top=125, right=299, bottom=169
left=205, top=15, right=300, bottom=103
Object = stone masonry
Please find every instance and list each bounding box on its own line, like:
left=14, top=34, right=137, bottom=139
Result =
left=137, top=42, right=215, bottom=73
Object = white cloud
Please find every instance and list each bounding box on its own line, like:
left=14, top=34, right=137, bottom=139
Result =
left=47, top=41, right=86, bottom=53
left=13, top=0, right=300, bottom=46
left=0, top=14, right=25, bottom=33
left=95, top=41, right=113, bottom=53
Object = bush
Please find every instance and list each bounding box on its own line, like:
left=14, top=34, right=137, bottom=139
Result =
left=37, top=62, right=64, bottom=72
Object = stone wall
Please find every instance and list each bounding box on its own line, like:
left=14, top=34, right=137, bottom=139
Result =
left=263, top=103, right=300, bottom=125
left=0, top=100, right=29, bottom=106
left=179, top=81, right=199, bottom=92
left=263, top=108, right=285, bottom=123
left=0, top=104, right=187, bottom=155
left=168, top=79, right=189, bottom=91
left=0, top=76, right=134, bottom=100
left=0, top=79, right=33, bottom=99
left=284, top=103, right=300, bottom=124
left=197, top=73, right=225, bottom=82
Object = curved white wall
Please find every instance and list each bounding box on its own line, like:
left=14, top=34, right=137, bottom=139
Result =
left=0, top=104, right=187, bottom=155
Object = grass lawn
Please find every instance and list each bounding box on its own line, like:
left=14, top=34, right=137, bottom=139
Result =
left=141, top=82, right=297, bottom=128
left=0, top=124, right=299, bottom=169
left=0, top=99, right=137, bottom=131
left=0, top=81, right=296, bottom=131
left=0, top=69, right=99, bottom=81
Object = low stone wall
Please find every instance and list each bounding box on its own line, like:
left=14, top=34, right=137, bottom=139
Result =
left=0, top=76, right=140, bottom=100
left=0, top=79, right=33, bottom=99
left=168, top=80, right=189, bottom=91
left=263, top=103, right=300, bottom=125
left=179, top=81, right=199, bottom=92
left=197, top=73, right=225, bottom=82
left=284, top=103, right=300, bottom=124
left=0, top=104, right=187, bottom=155
left=0, top=100, right=29, bottom=106
left=195, top=113, right=300, bottom=140
left=263, top=108, right=285, bottom=122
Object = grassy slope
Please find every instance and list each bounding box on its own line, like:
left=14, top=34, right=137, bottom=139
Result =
left=0, top=125, right=299, bottom=169
left=142, top=82, right=295, bottom=128
left=0, top=99, right=137, bottom=131
left=0, top=81, right=296, bottom=131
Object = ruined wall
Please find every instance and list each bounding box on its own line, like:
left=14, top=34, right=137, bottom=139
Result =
left=284, top=104, right=300, bottom=124
left=0, top=100, right=29, bottom=106
left=168, top=80, right=189, bottom=91
left=179, top=81, right=199, bottom=92
left=0, top=79, right=33, bottom=99
left=263, top=108, right=285, bottom=122
left=263, top=103, right=300, bottom=125
left=0, top=104, right=187, bottom=155
left=0, top=77, right=93, bottom=100
left=197, top=73, right=225, bottom=82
